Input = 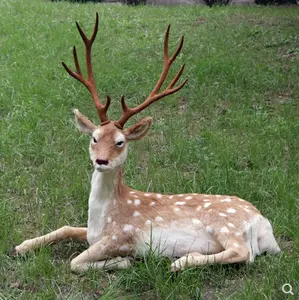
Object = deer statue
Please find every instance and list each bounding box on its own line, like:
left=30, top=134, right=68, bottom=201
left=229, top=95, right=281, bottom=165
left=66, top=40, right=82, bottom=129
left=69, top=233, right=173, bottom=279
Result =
left=15, top=13, right=281, bottom=272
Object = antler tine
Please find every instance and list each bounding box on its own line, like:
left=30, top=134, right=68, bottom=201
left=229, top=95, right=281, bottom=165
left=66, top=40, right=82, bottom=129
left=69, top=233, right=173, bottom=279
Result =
left=116, top=25, right=187, bottom=128
left=62, top=13, right=110, bottom=123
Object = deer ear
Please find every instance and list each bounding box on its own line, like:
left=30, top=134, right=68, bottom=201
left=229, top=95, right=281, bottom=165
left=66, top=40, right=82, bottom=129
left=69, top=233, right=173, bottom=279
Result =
left=73, top=109, right=97, bottom=134
left=124, top=117, right=152, bottom=141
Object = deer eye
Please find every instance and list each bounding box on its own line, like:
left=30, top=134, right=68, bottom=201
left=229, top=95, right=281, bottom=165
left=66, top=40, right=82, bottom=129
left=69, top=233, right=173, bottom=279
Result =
left=116, top=141, right=124, bottom=148
left=92, top=137, right=97, bottom=143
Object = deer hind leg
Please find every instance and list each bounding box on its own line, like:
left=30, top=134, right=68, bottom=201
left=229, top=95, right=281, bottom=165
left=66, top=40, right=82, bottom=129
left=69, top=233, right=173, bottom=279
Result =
left=15, top=226, right=87, bottom=254
left=70, top=236, right=132, bottom=273
left=257, top=217, right=281, bottom=255
left=171, top=240, right=250, bottom=271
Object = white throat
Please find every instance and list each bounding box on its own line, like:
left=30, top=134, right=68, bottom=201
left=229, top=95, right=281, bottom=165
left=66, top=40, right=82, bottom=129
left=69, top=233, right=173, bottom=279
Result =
left=87, top=169, right=118, bottom=246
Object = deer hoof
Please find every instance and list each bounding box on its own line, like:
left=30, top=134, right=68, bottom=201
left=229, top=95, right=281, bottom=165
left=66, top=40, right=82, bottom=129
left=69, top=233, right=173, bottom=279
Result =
left=14, top=240, right=32, bottom=255
left=6, top=247, right=17, bottom=257
left=171, top=257, right=188, bottom=272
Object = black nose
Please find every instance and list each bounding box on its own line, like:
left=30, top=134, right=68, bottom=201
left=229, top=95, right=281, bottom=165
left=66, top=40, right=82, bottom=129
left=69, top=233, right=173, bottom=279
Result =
left=96, top=159, right=109, bottom=166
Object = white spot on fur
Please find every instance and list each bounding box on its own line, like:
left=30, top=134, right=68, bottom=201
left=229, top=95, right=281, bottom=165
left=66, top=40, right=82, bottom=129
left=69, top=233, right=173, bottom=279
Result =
left=185, top=196, right=192, bottom=200
left=235, top=232, right=242, bottom=236
left=216, top=195, right=221, bottom=197
left=127, top=200, right=133, bottom=204
left=150, top=202, right=156, bottom=206
left=228, top=223, right=235, bottom=228
left=119, top=245, right=130, bottom=251
left=175, top=201, right=186, bottom=206
left=178, top=194, right=184, bottom=197
left=220, top=198, right=232, bottom=202
left=145, top=220, right=152, bottom=226
left=192, top=218, right=202, bottom=225
left=155, top=216, right=164, bottom=222
left=241, top=206, right=250, bottom=212
left=130, top=191, right=135, bottom=194
left=203, top=199, right=210, bottom=202
left=134, top=199, right=141, bottom=206
left=112, top=235, right=117, bottom=240
left=133, top=211, right=140, bottom=217
left=174, top=207, right=180, bottom=212
left=123, top=224, right=134, bottom=232
left=156, top=194, right=162, bottom=199
left=204, top=203, right=211, bottom=208
left=220, top=226, right=229, bottom=233
left=206, top=226, right=213, bottom=233
left=239, top=198, right=245, bottom=202
left=219, top=213, right=227, bottom=217
left=196, top=205, right=202, bottom=211
left=233, top=242, right=239, bottom=247
left=227, top=208, right=236, bottom=214
left=107, top=217, right=112, bottom=223
left=144, top=193, right=151, bottom=197
left=169, top=195, right=174, bottom=199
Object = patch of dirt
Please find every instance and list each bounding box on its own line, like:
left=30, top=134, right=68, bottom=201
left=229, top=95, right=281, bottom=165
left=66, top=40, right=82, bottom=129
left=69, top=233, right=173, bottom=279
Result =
left=178, top=96, right=188, bottom=115
left=216, top=100, right=230, bottom=116
left=265, top=92, right=292, bottom=106
left=10, top=280, right=38, bottom=294
left=193, top=18, right=207, bottom=26
left=282, top=50, right=299, bottom=59
left=278, top=236, right=294, bottom=254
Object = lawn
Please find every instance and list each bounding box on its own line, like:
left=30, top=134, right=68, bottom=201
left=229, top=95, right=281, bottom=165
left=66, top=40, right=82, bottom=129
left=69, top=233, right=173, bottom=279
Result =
left=0, top=0, right=299, bottom=299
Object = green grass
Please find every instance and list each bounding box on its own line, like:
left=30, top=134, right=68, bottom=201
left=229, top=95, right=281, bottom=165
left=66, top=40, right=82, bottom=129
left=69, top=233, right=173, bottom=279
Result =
left=1, top=0, right=299, bottom=298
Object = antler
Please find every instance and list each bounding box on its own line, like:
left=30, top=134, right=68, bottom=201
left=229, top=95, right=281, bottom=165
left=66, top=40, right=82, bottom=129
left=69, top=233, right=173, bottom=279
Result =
left=116, top=25, right=187, bottom=129
left=62, top=13, right=110, bottom=124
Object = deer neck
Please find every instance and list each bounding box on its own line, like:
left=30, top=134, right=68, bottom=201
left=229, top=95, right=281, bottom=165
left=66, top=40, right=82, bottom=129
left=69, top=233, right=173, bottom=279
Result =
left=87, top=167, right=127, bottom=246
left=90, top=167, right=126, bottom=203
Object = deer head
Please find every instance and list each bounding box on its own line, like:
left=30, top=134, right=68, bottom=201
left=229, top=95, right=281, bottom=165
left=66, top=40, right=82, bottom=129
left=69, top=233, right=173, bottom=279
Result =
left=62, top=13, right=187, bottom=172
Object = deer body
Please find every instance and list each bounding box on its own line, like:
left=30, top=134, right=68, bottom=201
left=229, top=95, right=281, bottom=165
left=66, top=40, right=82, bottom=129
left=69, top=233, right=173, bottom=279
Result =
left=85, top=161, right=280, bottom=268
left=86, top=168, right=224, bottom=257
left=15, top=14, right=280, bottom=272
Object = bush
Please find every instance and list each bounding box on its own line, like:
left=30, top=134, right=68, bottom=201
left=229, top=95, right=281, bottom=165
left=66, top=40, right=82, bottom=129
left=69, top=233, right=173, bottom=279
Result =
left=256, top=0, right=298, bottom=4
left=51, top=0, right=103, bottom=2
left=51, top=0, right=147, bottom=3
left=203, top=0, right=231, bottom=6
left=121, top=0, right=147, bottom=4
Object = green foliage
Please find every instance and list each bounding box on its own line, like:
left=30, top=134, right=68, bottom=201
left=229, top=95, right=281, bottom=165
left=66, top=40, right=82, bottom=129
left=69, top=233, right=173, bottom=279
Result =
left=121, top=0, right=147, bottom=5
left=1, top=0, right=299, bottom=298
left=256, top=0, right=297, bottom=4
left=203, top=0, right=231, bottom=7
left=50, top=0, right=147, bottom=4
left=51, top=0, right=103, bottom=3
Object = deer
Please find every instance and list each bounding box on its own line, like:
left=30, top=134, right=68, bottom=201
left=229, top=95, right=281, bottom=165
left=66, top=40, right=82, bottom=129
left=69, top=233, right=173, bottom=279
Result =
left=14, top=13, right=281, bottom=272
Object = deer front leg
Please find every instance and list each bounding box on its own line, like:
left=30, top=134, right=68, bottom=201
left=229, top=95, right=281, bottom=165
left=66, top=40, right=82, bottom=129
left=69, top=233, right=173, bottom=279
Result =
left=70, top=236, right=133, bottom=272
left=15, top=226, right=87, bottom=254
